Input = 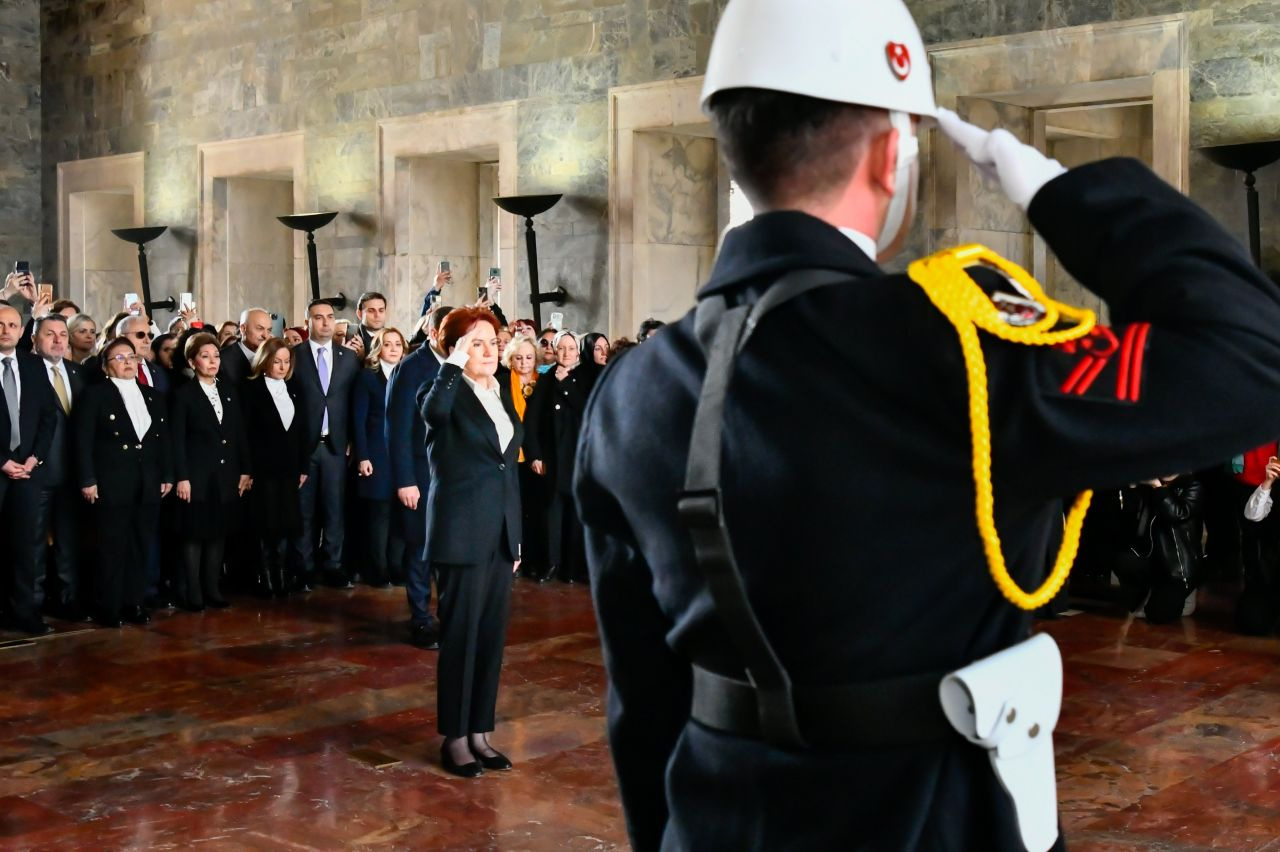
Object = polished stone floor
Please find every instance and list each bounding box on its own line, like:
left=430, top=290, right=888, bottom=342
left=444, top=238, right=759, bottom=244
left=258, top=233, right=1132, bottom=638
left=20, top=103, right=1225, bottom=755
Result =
left=0, top=580, right=1277, bottom=850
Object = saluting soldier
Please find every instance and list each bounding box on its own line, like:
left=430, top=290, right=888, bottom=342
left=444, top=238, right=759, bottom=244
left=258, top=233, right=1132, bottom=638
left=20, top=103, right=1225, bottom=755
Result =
left=574, top=1, right=1280, bottom=850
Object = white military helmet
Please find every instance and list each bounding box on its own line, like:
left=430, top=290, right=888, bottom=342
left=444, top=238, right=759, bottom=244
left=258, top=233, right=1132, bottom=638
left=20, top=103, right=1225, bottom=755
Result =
left=701, top=0, right=937, bottom=259
left=700, top=0, right=937, bottom=118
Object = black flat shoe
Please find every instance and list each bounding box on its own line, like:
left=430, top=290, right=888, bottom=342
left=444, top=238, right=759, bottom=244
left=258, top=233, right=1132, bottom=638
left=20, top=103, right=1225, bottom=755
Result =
left=121, top=607, right=151, bottom=626
left=441, top=746, right=484, bottom=778
left=205, top=598, right=231, bottom=609
left=470, top=747, right=513, bottom=771
left=176, top=601, right=205, bottom=613
left=409, top=623, right=440, bottom=650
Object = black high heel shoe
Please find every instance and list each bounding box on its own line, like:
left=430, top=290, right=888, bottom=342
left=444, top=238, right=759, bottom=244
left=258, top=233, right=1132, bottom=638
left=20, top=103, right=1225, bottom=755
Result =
left=469, top=745, right=513, bottom=771
left=441, top=742, right=483, bottom=778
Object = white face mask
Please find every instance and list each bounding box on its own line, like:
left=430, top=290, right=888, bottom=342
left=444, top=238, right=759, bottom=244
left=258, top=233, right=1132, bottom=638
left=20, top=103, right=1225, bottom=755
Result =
left=875, top=110, right=920, bottom=262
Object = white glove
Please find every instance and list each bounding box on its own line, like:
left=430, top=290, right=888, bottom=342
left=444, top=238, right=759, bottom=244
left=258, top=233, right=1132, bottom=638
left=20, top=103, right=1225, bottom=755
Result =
left=936, top=108, right=1066, bottom=212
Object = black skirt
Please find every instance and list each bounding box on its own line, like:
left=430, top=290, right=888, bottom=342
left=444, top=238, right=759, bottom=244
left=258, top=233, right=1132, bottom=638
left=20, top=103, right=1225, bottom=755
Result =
left=250, top=476, right=304, bottom=537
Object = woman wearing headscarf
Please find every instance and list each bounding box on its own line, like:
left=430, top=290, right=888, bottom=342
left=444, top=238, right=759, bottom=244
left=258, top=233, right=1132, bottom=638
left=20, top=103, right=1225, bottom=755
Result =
left=524, top=330, right=590, bottom=583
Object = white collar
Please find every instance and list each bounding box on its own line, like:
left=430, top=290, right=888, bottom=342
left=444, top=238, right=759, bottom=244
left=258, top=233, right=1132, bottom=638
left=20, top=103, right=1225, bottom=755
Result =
left=838, top=227, right=878, bottom=263
left=265, top=376, right=286, bottom=388
left=239, top=341, right=256, bottom=362
left=43, top=357, right=64, bottom=371
left=379, top=359, right=395, bottom=379
left=109, top=376, right=140, bottom=393
left=310, top=339, right=332, bottom=356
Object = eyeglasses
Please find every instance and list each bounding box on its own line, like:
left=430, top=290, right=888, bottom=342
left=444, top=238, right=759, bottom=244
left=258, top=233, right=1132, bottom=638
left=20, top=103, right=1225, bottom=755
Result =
left=130, top=331, right=153, bottom=340
left=539, top=340, right=553, bottom=348
left=109, top=354, right=142, bottom=364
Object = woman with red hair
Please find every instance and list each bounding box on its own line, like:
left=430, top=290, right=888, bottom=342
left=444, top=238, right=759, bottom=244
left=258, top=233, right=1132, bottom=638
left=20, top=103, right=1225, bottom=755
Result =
left=418, top=306, right=523, bottom=778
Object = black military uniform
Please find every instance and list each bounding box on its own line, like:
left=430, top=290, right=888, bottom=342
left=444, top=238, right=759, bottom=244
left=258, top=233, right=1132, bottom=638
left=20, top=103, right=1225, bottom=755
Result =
left=575, top=159, right=1280, bottom=851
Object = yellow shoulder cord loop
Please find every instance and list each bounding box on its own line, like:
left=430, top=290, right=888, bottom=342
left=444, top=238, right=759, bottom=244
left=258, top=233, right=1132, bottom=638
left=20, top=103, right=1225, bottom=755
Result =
left=907, top=245, right=1096, bottom=611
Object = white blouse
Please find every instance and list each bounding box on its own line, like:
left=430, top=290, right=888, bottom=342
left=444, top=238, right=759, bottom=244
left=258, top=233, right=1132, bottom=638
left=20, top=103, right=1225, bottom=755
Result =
left=197, top=378, right=223, bottom=423
left=380, top=360, right=395, bottom=381
left=109, top=377, right=152, bottom=440
left=264, top=377, right=295, bottom=430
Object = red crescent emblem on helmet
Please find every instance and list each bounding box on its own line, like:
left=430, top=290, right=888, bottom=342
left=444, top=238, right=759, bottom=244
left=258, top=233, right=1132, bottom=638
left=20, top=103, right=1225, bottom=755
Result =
left=886, top=42, right=912, bottom=81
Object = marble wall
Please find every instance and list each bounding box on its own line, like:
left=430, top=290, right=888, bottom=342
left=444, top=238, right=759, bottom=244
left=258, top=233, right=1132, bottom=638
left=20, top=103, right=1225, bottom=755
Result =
left=1, top=0, right=40, bottom=272
left=32, top=0, right=1280, bottom=330
left=40, top=0, right=731, bottom=336
left=67, top=191, right=135, bottom=324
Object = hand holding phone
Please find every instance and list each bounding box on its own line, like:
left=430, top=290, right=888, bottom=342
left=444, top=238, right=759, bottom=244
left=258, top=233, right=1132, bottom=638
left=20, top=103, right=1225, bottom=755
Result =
left=37, top=283, right=53, bottom=302
left=124, top=292, right=141, bottom=312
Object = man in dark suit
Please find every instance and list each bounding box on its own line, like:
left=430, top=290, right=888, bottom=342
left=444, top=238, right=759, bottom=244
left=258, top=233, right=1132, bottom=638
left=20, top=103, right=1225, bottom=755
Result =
left=116, top=314, right=169, bottom=395
left=217, top=307, right=273, bottom=593
left=29, top=315, right=86, bottom=622
left=218, top=307, right=273, bottom=387
left=0, top=305, right=59, bottom=635
left=291, top=298, right=360, bottom=589
left=355, top=291, right=387, bottom=355
left=385, top=304, right=450, bottom=648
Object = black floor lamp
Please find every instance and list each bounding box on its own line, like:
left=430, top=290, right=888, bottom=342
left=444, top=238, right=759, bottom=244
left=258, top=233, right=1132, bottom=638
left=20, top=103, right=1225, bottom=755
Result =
left=278, top=212, right=347, bottom=310
left=493, top=194, right=566, bottom=329
left=111, top=226, right=176, bottom=313
left=1201, top=141, right=1280, bottom=268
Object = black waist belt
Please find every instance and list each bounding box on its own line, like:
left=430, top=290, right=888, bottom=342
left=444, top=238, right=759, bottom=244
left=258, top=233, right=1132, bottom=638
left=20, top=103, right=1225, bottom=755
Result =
left=690, top=664, right=958, bottom=749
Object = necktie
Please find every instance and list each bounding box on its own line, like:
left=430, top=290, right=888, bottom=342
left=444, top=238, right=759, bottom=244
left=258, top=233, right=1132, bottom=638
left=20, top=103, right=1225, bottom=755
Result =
left=2, top=357, right=19, bottom=451
left=316, top=346, right=330, bottom=435
left=52, top=365, right=70, bottom=415
left=137, top=361, right=150, bottom=387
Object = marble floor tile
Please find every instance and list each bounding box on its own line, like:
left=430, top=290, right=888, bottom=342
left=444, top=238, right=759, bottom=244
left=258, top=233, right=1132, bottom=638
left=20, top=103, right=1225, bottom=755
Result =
left=4, top=581, right=1280, bottom=848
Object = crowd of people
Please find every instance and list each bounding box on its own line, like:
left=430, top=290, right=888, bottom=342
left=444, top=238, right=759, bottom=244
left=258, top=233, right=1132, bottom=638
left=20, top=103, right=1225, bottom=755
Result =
left=0, top=265, right=667, bottom=776
left=0, top=267, right=654, bottom=638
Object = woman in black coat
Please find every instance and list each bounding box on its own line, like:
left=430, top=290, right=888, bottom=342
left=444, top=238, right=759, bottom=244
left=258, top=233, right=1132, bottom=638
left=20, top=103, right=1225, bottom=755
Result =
left=418, top=307, right=523, bottom=779
left=171, top=332, right=251, bottom=611
left=524, top=330, right=593, bottom=583
left=241, top=338, right=310, bottom=596
left=75, top=336, right=173, bottom=627
left=352, top=328, right=407, bottom=587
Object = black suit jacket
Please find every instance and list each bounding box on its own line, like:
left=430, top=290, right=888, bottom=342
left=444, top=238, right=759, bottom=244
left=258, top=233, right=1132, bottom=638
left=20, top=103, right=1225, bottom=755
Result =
left=217, top=342, right=252, bottom=387
left=0, top=351, right=59, bottom=467
left=242, top=377, right=310, bottom=480
left=419, top=363, right=522, bottom=564
left=290, top=341, right=359, bottom=452
left=385, top=345, right=442, bottom=490
left=575, top=159, right=1280, bottom=850
left=171, top=379, right=251, bottom=504
left=32, top=358, right=84, bottom=487
left=74, top=380, right=172, bottom=506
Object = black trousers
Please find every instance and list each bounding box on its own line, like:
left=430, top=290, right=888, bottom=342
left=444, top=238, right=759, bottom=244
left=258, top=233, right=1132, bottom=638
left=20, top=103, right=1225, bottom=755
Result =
left=545, top=490, right=586, bottom=580
left=295, top=444, right=347, bottom=578
left=95, top=502, right=160, bottom=616
left=398, top=486, right=433, bottom=627
left=363, top=499, right=406, bottom=585
left=518, top=462, right=548, bottom=574
left=178, top=537, right=225, bottom=607
left=434, top=550, right=514, bottom=738
left=0, top=477, right=40, bottom=624
left=32, top=484, right=80, bottom=610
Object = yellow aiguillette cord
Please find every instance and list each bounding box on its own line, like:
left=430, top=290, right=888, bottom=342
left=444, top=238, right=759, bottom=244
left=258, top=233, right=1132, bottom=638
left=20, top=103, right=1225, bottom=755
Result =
left=908, top=244, right=1096, bottom=611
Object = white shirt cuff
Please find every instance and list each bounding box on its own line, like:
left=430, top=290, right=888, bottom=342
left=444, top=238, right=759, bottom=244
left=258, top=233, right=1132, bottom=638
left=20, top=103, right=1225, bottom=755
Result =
left=446, top=347, right=470, bottom=368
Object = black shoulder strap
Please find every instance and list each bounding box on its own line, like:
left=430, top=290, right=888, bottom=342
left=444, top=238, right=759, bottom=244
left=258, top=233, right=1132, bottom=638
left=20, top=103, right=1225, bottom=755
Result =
left=679, top=269, right=853, bottom=749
